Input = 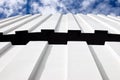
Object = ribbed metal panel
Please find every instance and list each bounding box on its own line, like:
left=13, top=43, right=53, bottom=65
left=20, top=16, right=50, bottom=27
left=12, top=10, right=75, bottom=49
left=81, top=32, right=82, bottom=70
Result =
left=0, top=13, right=120, bottom=80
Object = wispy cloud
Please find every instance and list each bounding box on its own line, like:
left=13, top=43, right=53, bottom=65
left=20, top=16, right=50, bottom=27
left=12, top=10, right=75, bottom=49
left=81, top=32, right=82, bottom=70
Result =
left=31, top=0, right=120, bottom=15
left=81, top=0, right=95, bottom=10
left=0, top=0, right=120, bottom=19
left=0, top=0, right=26, bottom=18
left=60, top=0, right=120, bottom=15
left=31, top=0, right=67, bottom=14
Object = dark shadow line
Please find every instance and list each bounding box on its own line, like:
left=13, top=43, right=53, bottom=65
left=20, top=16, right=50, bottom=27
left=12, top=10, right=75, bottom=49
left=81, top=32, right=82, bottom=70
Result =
left=0, top=30, right=120, bottom=45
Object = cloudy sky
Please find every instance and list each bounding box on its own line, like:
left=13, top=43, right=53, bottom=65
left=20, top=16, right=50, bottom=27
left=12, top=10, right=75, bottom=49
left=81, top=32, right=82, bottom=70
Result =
left=0, top=0, right=120, bottom=19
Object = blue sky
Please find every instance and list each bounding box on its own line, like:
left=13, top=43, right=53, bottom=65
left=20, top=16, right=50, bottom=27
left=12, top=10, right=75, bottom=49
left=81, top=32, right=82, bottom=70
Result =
left=0, top=0, right=120, bottom=19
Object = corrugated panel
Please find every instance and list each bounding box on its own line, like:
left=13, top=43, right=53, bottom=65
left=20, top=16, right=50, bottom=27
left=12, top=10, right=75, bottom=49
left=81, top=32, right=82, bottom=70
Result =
left=0, top=13, right=120, bottom=80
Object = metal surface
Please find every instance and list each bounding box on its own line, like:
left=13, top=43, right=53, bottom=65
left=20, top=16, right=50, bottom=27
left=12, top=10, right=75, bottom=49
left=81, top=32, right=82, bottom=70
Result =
left=0, top=13, right=120, bottom=80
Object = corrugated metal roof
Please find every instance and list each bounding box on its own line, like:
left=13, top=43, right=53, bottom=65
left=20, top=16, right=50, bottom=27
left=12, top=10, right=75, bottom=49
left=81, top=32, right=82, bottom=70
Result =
left=0, top=13, right=120, bottom=80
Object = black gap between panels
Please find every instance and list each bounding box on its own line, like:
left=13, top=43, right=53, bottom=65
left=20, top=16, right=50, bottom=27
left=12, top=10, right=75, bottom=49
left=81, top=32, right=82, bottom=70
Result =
left=0, top=30, right=120, bottom=45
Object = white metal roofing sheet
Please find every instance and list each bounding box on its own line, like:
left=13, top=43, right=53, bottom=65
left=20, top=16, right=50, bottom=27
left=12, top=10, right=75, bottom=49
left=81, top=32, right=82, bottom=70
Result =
left=0, top=13, right=120, bottom=80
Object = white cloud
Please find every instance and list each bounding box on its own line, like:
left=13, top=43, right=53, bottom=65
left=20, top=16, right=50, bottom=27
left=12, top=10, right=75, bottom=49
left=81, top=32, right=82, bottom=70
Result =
left=40, top=0, right=58, bottom=5
left=31, top=2, right=40, bottom=14
left=40, top=0, right=59, bottom=14
left=0, top=0, right=26, bottom=17
left=30, top=0, right=120, bottom=16
left=118, top=0, right=120, bottom=3
left=31, top=2, right=57, bottom=14
left=0, top=0, right=120, bottom=18
left=31, top=0, right=68, bottom=14
left=90, top=1, right=120, bottom=16
left=0, top=7, right=3, bottom=13
left=81, top=0, right=95, bottom=10
left=39, top=6, right=58, bottom=14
